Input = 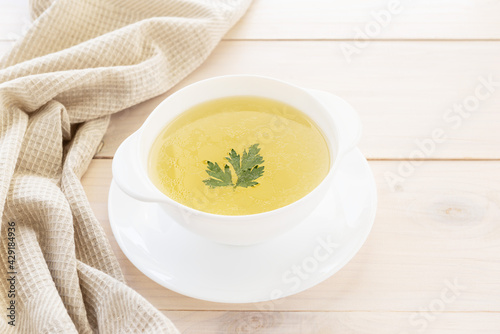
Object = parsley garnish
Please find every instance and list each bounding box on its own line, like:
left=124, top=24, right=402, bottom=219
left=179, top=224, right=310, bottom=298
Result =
left=203, top=161, right=233, bottom=188
left=203, top=144, right=265, bottom=189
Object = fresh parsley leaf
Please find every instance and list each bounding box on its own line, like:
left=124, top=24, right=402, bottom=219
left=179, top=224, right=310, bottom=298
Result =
left=234, top=164, right=264, bottom=188
left=203, top=144, right=265, bottom=189
left=202, top=161, right=233, bottom=188
left=226, top=149, right=241, bottom=176
left=240, top=144, right=264, bottom=171
left=229, top=144, right=265, bottom=188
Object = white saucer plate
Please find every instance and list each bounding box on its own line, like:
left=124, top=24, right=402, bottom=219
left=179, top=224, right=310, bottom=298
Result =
left=108, top=148, right=377, bottom=303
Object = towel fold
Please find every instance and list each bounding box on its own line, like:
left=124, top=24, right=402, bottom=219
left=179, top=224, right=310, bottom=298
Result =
left=0, top=0, right=251, bottom=332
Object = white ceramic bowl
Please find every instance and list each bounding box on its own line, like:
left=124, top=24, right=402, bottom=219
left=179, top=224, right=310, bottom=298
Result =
left=112, top=75, right=361, bottom=246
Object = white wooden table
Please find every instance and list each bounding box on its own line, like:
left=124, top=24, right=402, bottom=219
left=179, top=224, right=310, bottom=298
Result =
left=2, top=0, right=500, bottom=332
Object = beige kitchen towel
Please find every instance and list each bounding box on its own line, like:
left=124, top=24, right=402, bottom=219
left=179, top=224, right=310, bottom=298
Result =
left=0, top=0, right=251, bottom=332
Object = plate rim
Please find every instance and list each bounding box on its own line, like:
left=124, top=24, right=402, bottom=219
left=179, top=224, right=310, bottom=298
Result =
left=108, top=148, right=377, bottom=303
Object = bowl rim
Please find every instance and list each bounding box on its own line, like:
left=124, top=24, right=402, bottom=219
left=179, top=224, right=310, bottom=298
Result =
left=135, top=74, right=341, bottom=221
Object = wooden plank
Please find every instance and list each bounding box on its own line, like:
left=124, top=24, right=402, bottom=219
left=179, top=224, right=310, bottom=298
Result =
left=98, top=41, right=500, bottom=160
left=163, top=311, right=500, bottom=334
left=227, top=0, right=500, bottom=40
left=82, top=159, right=500, bottom=312
left=3, top=0, right=500, bottom=41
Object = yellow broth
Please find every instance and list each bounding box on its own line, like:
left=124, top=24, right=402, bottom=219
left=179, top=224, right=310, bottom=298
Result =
left=148, top=96, right=330, bottom=215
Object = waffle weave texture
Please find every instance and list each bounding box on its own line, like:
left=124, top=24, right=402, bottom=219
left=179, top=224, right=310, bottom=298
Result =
left=0, top=0, right=251, bottom=332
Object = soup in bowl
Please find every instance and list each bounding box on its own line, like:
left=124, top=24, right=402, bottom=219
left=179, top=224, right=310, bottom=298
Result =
left=148, top=95, right=331, bottom=215
left=112, top=75, right=361, bottom=245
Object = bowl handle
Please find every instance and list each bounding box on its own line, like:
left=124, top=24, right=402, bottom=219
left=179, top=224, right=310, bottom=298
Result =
left=307, top=89, right=362, bottom=158
left=112, top=132, right=166, bottom=202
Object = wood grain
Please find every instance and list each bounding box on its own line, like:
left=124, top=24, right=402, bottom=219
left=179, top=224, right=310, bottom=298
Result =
left=82, top=159, right=500, bottom=312
left=163, top=311, right=500, bottom=334
left=3, top=0, right=500, bottom=41
left=99, top=40, right=500, bottom=160
left=3, top=38, right=500, bottom=160
left=3, top=1, right=500, bottom=332
left=226, top=0, right=500, bottom=40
